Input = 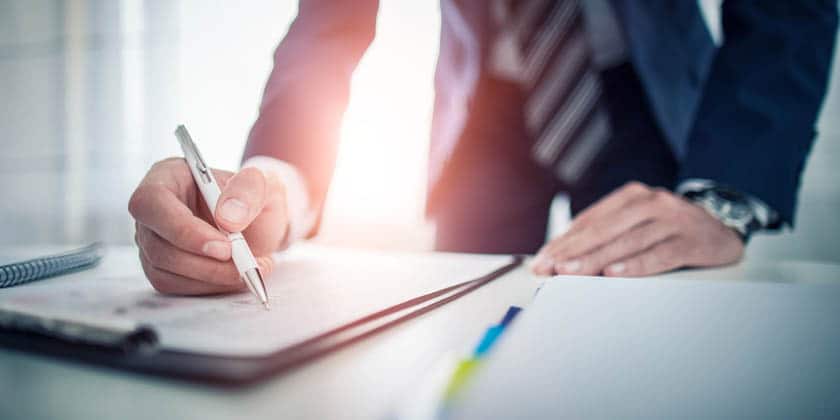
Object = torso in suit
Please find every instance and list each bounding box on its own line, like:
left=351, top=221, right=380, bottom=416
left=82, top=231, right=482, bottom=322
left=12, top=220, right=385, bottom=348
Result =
left=244, top=0, right=837, bottom=253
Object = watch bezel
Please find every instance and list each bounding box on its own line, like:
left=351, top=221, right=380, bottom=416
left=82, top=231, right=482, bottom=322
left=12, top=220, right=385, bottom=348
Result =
left=683, top=188, right=760, bottom=241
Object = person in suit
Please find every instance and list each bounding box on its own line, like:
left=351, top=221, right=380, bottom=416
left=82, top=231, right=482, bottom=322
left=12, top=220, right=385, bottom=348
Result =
left=129, top=0, right=836, bottom=294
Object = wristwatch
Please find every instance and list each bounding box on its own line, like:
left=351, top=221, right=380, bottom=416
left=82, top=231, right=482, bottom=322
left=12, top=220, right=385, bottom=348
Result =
left=682, top=188, right=764, bottom=242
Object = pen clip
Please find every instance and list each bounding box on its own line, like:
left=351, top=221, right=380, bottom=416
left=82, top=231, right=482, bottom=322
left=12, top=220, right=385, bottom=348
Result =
left=174, top=125, right=213, bottom=184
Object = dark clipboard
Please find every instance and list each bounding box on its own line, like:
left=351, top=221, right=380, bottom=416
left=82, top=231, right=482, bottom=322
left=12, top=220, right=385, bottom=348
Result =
left=0, top=256, right=523, bottom=386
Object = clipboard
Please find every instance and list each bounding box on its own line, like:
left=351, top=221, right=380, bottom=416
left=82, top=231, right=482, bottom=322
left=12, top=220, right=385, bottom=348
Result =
left=0, top=251, right=522, bottom=386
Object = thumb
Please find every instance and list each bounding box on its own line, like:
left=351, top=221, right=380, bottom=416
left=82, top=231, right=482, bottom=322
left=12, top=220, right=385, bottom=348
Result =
left=215, top=167, right=267, bottom=233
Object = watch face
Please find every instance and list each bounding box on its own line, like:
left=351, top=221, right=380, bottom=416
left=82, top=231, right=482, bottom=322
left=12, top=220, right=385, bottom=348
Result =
left=724, top=201, right=752, bottom=220
left=707, top=192, right=753, bottom=228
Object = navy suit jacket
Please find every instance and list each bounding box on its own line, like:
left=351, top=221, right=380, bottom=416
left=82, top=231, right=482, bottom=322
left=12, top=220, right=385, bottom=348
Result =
left=244, top=0, right=837, bottom=229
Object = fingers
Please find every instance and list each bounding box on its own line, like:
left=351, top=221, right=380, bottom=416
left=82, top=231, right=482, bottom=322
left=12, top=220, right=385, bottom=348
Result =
left=130, top=158, right=283, bottom=296
left=215, top=166, right=289, bottom=255
left=139, top=250, right=243, bottom=296
left=137, top=229, right=276, bottom=295
left=135, top=224, right=241, bottom=286
left=215, top=167, right=267, bottom=233
left=534, top=183, right=653, bottom=267
left=553, top=221, right=677, bottom=276
left=129, top=183, right=231, bottom=261
left=604, top=237, right=686, bottom=277
left=240, top=171, right=290, bottom=256
left=538, top=198, right=657, bottom=262
left=534, top=193, right=663, bottom=272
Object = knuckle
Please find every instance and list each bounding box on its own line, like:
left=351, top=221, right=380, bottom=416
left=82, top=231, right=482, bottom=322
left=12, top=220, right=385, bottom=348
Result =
left=153, top=157, right=191, bottom=180
left=652, top=188, right=670, bottom=201
left=150, top=157, right=180, bottom=174
left=158, top=156, right=185, bottom=169
left=651, top=193, right=670, bottom=210
left=128, top=184, right=166, bottom=217
left=148, top=159, right=166, bottom=172
left=624, top=181, right=649, bottom=195
left=654, top=189, right=678, bottom=206
left=128, top=186, right=149, bottom=217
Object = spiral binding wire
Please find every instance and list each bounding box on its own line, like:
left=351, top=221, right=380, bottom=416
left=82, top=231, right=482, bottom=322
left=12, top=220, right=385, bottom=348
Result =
left=0, top=243, right=103, bottom=288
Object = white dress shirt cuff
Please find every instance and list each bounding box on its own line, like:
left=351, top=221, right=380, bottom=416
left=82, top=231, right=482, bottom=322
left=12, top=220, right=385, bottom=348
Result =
left=242, top=156, right=317, bottom=247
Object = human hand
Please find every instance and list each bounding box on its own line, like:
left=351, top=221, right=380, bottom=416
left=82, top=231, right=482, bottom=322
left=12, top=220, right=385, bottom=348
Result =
left=128, top=157, right=289, bottom=294
left=532, top=182, right=744, bottom=277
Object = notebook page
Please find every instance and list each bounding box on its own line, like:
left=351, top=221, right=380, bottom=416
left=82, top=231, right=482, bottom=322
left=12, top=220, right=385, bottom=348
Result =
left=0, top=244, right=512, bottom=357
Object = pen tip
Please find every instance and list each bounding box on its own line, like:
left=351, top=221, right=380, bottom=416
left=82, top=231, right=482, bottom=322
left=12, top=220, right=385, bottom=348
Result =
left=263, top=301, right=270, bottom=311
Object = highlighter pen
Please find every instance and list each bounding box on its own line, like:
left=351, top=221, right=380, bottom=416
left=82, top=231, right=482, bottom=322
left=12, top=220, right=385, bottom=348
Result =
left=174, top=125, right=270, bottom=310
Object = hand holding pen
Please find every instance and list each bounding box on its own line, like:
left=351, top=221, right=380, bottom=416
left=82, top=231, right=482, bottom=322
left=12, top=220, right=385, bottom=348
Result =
left=129, top=126, right=289, bottom=303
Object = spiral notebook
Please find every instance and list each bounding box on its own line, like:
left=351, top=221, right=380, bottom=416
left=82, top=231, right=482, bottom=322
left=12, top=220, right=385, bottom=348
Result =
left=0, top=243, right=104, bottom=288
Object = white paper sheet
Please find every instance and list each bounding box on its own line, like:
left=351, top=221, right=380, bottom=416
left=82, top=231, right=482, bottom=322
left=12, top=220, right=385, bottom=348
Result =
left=0, top=244, right=512, bottom=357
left=451, top=275, right=840, bottom=419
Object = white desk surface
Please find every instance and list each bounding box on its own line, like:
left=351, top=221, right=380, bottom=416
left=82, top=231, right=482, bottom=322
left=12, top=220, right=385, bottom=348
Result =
left=1, top=246, right=838, bottom=420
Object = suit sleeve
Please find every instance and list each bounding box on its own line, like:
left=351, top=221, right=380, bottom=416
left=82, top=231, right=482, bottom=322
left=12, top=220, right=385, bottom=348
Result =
left=243, top=0, right=379, bottom=234
left=679, top=0, right=838, bottom=226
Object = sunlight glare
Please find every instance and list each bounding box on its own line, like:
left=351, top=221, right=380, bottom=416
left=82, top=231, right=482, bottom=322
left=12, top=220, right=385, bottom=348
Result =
left=319, top=2, right=440, bottom=246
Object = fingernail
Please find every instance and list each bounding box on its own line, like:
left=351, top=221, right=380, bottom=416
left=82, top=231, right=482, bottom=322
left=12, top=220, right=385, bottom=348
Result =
left=559, top=260, right=581, bottom=273
left=608, top=262, right=626, bottom=275
left=203, top=240, right=231, bottom=260
left=220, top=198, right=248, bottom=224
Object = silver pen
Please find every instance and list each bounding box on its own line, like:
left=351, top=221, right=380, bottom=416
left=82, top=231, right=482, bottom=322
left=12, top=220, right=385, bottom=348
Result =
left=174, top=125, right=270, bottom=310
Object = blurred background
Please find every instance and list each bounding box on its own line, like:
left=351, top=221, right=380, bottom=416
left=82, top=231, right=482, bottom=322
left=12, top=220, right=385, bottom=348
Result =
left=1, top=0, right=839, bottom=263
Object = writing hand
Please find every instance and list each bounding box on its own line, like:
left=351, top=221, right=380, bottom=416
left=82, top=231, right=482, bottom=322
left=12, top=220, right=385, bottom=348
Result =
left=128, top=158, right=289, bottom=294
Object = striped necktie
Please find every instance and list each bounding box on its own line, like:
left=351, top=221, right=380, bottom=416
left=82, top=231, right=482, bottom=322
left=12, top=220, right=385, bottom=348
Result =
left=511, top=0, right=612, bottom=186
